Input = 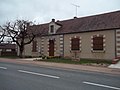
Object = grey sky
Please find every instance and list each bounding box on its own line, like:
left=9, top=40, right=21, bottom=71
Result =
left=0, top=0, right=120, bottom=25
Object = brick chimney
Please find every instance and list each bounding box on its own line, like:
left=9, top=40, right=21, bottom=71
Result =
left=74, top=17, right=77, bottom=19
left=52, top=19, right=55, bottom=22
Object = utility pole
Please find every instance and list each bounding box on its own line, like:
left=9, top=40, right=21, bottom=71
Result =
left=71, top=4, right=80, bottom=17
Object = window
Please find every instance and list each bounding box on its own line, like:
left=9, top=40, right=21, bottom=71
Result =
left=71, top=38, right=80, bottom=50
left=50, top=25, right=54, bottom=33
left=93, top=36, right=103, bottom=50
left=32, top=41, right=37, bottom=52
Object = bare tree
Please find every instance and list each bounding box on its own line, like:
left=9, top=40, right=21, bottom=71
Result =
left=0, top=27, right=6, bottom=43
left=0, top=20, right=35, bottom=57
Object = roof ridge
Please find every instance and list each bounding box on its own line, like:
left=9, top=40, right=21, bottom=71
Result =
left=28, top=10, right=120, bottom=36
left=57, top=10, right=120, bottom=23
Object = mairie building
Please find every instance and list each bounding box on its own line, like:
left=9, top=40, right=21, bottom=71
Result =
left=22, top=10, right=120, bottom=60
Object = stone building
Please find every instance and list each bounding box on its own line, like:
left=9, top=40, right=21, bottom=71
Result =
left=22, top=10, right=120, bottom=60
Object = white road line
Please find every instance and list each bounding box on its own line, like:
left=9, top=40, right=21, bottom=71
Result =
left=0, top=67, right=7, bottom=70
left=83, top=81, right=120, bottom=90
left=18, top=70, right=60, bottom=79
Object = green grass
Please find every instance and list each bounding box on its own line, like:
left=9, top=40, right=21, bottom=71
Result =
left=0, top=55, right=112, bottom=65
left=0, top=56, right=19, bottom=59
left=39, top=58, right=112, bottom=65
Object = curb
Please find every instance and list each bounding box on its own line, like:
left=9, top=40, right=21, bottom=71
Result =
left=0, top=58, right=120, bottom=75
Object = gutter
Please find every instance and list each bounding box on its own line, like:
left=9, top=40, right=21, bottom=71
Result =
left=115, top=29, right=117, bottom=58
left=63, top=34, right=64, bottom=57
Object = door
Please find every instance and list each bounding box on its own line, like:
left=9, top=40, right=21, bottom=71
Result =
left=49, top=40, right=54, bottom=56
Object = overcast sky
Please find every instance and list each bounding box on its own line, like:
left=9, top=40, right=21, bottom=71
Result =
left=0, top=0, right=120, bottom=25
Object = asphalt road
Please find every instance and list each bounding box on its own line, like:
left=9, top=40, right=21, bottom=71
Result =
left=0, top=61, right=120, bottom=90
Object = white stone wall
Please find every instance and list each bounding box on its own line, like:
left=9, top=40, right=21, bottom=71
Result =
left=23, top=30, right=116, bottom=60
left=116, top=29, right=120, bottom=57
left=64, top=30, right=115, bottom=60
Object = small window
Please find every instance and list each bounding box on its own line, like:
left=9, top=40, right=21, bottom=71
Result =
left=71, top=38, right=80, bottom=50
left=50, top=25, right=54, bottom=33
left=93, top=36, right=103, bottom=50
left=32, top=41, right=37, bottom=52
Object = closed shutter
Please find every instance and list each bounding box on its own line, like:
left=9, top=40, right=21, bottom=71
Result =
left=93, top=37, right=103, bottom=50
left=32, top=41, right=37, bottom=52
left=71, top=38, right=80, bottom=50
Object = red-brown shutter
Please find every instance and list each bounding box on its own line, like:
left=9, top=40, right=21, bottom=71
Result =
left=71, top=38, right=80, bottom=50
left=93, top=37, right=103, bottom=50
left=32, top=41, right=37, bottom=52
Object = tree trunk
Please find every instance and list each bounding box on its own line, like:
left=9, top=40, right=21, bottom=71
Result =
left=19, top=46, right=24, bottom=58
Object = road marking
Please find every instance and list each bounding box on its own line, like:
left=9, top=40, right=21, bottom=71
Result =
left=0, top=67, right=7, bottom=70
left=83, top=81, right=120, bottom=90
left=18, top=70, right=60, bottom=79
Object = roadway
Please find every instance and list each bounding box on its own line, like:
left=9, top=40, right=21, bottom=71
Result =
left=0, top=61, right=120, bottom=90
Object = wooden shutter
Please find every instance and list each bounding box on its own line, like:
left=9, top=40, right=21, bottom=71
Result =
left=32, top=41, right=37, bottom=52
left=93, top=37, right=103, bottom=50
left=71, top=38, right=80, bottom=50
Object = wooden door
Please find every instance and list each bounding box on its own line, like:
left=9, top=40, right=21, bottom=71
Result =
left=49, top=40, right=54, bottom=56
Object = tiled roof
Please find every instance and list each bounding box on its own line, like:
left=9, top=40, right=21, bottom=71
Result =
left=29, top=10, right=120, bottom=35
left=28, top=23, right=49, bottom=36
left=0, top=43, right=16, bottom=49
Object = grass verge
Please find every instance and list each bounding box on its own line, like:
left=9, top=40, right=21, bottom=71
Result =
left=0, top=56, right=19, bottom=59
left=36, top=58, right=112, bottom=65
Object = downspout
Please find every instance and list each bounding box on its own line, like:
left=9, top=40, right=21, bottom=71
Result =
left=63, top=34, right=64, bottom=57
left=115, top=29, right=117, bottom=58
